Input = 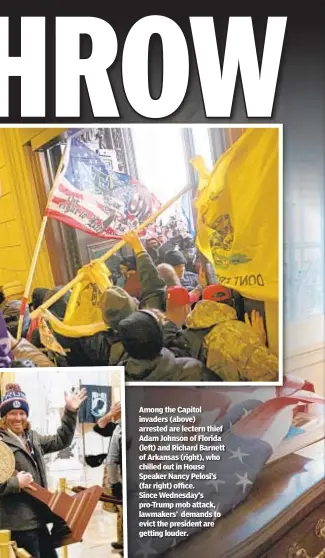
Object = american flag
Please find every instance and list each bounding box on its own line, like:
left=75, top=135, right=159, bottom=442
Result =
left=45, top=138, right=161, bottom=239
left=125, top=385, right=322, bottom=557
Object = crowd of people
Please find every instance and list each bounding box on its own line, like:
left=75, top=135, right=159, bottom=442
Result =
left=1, top=229, right=278, bottom=382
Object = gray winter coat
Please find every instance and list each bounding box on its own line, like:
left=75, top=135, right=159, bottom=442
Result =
left=0, top=408, right=77, bottom=531
left=106, top=422, right=122, bottom=485
left=136, top=251, right=166, bottom=310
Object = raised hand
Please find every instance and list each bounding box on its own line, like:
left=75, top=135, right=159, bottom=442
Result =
left=64, top=388, right=88, bottom=411
left=97, top=401, right=121, bottom=427
left=123, top=230, right=144, bottom=254
left=110, top=401, right=121, bottom=420
left=244, top=309, right=267, bottom=345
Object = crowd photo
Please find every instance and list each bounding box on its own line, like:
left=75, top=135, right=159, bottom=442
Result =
left=0, top=126, right=280, bottom=383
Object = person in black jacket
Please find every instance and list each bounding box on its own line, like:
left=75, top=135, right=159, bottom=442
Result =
left=117, top=310, right=216, bottom=382
left=93, top=402, right=122, bottom=476
left=93, top=402, right=123, bottom=555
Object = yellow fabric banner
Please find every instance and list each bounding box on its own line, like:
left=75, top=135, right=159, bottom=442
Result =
left=63, top=260, right=112, bottom=327
left=39, top=318, right=67, bottom=355
left=193, top=128, right=279, bottom=302
left=44, top=260, right=112, bottom=338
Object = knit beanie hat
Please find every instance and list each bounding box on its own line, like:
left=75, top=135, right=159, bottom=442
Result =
left=0, top=383, right=29, bottom=417
left=100, top=286, right=138, bottom=330
left=31, top=288, right=50, bottom=310
left=118, top=310, right=163, bottom=360
left=165, top=250, right=187, bottom=267
left=43, top=287, right=71, bottom=320
left=124, top=256, right=137, bottom=272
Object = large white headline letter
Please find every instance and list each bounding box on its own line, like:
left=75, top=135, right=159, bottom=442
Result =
left=191, top=17, right=287, bottom=117
left=0, top=17, right=46, bottom=117
left=56, top=17, right=119, bottom=117
left=122, top=16, right=189, bottom=118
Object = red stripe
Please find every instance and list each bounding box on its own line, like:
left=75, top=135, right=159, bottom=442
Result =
left=46, top=210, right=147, bottom=240
left=45, top=209, right=123, bottom=240
left=19, top=297, right=28, bottom=317
left=49, top=195, right=96, bottom=221
left=45, top=183, right=154, bottom=239
left=59, top=182, right=107, bottom=209
left=58, top=182, right=84, bottom=200
left=54, top=182, right=125, bottom=216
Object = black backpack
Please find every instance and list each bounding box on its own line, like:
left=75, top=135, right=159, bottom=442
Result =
left=184, top=327, right=223, bottom=382
left=183, top=327, right=214, bottom=363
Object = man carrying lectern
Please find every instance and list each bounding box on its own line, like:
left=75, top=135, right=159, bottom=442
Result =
left=0, top=383, right=87, bottom=557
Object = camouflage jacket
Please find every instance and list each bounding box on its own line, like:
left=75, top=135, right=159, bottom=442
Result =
left=185, top=300, right=278, bottom=382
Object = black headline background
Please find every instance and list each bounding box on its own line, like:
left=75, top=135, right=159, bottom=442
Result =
left=0, top=15, right=324, bottom=129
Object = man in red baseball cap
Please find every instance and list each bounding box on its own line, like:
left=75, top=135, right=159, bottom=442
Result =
left=185, top=283, right=278, bottom=382
left=166, top=285, right=198, bottom=328
left=202, top=284, right=232, bottom=303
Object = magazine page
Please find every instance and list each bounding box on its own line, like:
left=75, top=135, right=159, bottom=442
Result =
left=0, top=14, right=324, bottom=558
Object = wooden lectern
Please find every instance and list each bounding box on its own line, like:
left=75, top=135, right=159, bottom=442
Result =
left=71, top=485, right=123, bottom=506
left=0, top=441, right=103, bottom=548
left=163, top=439, right=325, bottom=558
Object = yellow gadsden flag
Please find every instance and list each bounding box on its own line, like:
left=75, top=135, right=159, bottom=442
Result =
left=193, top=128, right=279, bottom=302
left=43, top=260, right=112, bottom=338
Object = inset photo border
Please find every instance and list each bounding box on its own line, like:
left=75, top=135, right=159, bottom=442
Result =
left=0, top=365, right=128, bottom=556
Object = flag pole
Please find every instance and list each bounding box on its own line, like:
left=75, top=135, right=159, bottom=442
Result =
left=16, top=139, right=71, bottom=341
left=30, top=183, right=194, bottom=320
left=79, top=378, right=88, bottom=487
left=16, top=215, right=49, bottom=341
